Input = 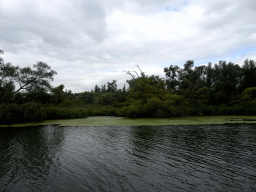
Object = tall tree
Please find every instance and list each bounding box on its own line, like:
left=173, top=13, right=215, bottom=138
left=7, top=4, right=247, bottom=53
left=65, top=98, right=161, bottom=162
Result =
left=15, top=62, right=57, bottom=95
left=205, top=62, right=214, bottom=87
left=107, top=80, right=117, bottom=93
left=101, top=84, right=106, bottom=93
left=164, top=65, right=180, bottom=91
left=94, top=85, right=101, bottom=93
left=240, top=59, right=256, bottom=91
left=51, top=84, right=65, bottom=104
left=122, top=84, right=126, bottom=92
left=0, top=50, right=57, bottom=104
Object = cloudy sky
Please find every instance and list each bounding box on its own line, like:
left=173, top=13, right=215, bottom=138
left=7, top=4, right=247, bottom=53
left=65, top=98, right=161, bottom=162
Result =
left=1, top=0, right=256, bottom=93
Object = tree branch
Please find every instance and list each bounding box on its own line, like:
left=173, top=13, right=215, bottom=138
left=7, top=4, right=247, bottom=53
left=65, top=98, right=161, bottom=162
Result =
left=13, top=77, right=37, bottom=95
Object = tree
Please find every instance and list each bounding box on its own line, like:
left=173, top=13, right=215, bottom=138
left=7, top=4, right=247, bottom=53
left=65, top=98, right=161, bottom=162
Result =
left=79, top=91, right=96, bottom=104
left=0, top=50, right=19, bottom=103
left=51, top=84, right=65, bottom=104
left=107, top=80, right=117, bottom=93
left=1, top=51, right=17, bottom=103
left=15, top=62, right=57, bottom=95
left=94, top=85, right=101, bottom=93
left=164, top=65, right=180, bottom=91
left=122, top=84, right=126, bottom=92
left=177, top=60, right=194, bottom=91
left=0, top=50, right=57, bottom=104
left=101, top=84, right=106, bottom=93
left=183, top=60, right=194, bottom=76
left=240, top=59, right=256, bottom=91
left=205, top=62, right=214, bottom=87
left=126, top=71, right=166, bottom=102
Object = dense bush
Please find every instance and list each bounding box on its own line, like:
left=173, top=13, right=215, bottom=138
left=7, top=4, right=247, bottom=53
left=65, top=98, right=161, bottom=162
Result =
left=0, top=103, right=20, bottom=124
left=199, top=105, right=216, bottom=116
left=0, top=102, right=46, bottom=124
left=216, top=105, right=256, bottom=116
left=44, top=107, right=88, bottom=120
left=20, top=102, right=46, bottom=122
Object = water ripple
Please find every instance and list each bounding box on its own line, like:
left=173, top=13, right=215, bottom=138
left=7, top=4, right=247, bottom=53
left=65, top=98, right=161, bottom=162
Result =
left=1, top=124, right=256, bottom=191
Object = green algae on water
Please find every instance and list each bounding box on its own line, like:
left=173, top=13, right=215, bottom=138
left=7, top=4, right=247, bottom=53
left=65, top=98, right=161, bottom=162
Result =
left=1, top=116, right=256, bottom=127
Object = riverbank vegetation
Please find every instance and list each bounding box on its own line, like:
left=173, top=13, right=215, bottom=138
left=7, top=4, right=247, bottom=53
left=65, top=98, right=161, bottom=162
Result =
left=1, top=49, right=256, bottom=124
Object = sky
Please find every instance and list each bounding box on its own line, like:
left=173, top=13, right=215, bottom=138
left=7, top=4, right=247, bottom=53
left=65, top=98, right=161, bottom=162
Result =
left=1, top=0, right=256, bottom=93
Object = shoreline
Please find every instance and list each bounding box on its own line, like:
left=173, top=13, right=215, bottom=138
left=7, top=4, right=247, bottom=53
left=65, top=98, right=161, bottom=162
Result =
left=1, top=116, right=256, bottom=127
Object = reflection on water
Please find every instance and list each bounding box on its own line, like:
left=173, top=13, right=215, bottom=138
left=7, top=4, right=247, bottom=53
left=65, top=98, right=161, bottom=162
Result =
left=0, top=124, right=256, bottom=191
left=0, top=125, right=64, bottom=191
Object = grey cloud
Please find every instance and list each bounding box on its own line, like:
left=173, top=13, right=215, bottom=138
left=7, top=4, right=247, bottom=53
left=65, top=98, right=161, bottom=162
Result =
left=131, top=0, right=185, bottom=7
left=1, top=0, right=256, bottom=93
left=203, top=0, right=233, bottom=15
left=79, top=1, right=108, bottom=42
left=0, top=12, right=73, bottom=46
left=42, top=34, right=71, bottom=47
left=195, top=0, right=256, bottom=51
left=81, top=1, right=106, bottom=20
left=201, top=0, right=256, bottom=28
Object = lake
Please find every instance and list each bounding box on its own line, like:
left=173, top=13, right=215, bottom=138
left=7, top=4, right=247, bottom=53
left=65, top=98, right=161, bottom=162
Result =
left=1, top=124, right=256, bottom=191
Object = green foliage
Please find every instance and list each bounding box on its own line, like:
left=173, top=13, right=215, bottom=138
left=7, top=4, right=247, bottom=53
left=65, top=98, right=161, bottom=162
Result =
left=195, top=87, right=211, bottom=104
left=51, top=84, right=66, bottom=104
left=109, top=90, right=127, bottom=104
left=216, top=105, right=247, bottom=115
left=0, top=50, right=57, bottom=104
left=79, top=92, right=97, bottom=104
left=199, top=105, right=216, bottom=116
left=0, top=103, right=20, bottom=124
left=0, top=81, right=15, bottom=104
left=2, top=50, right=256, bottom=123
left=20, top=102, right=46, bottom=122
left=241, top=87, right=256, bottom=102
left=60, top=98, right=84, bottom=107
left=94, top=93, right=111, bottom=105
left=126, top=105, right=142, bottom=118
left=60, top=99, right=74, bottom=107
left=107, top=80, right=117, bottom=93
left=164, top=65, right=180, bottom=90
left=154, top=109, right=169, bottom=118
left=0, top=102, right=46, bottom=124
left=94, top=85, right=101, bottom=93
left=44, top=107, right=88, bottom=120
left=119, top=60, right=256, bottom=118
left=144, top=97, right=162, bottom=116
left=86, top=108, right=95, bottom=116
left=162, top=94, right=185, bottom=104
left=240, top=59, right=256, bottom=91
left=17, top=62, right=57, bottom=94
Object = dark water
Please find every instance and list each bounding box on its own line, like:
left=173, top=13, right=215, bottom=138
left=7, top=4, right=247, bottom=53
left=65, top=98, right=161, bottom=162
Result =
left=0, top=124, right=256, bottom=192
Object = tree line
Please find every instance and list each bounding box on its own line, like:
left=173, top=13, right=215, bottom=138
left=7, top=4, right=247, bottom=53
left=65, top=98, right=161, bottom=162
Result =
left=1, top=49, right=256, bottom=124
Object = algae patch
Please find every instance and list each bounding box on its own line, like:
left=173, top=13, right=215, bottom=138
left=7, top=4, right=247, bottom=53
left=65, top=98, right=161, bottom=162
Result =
left=229, top=118, right=256, bottom=122
left=1, top=116, right=256, bottom=127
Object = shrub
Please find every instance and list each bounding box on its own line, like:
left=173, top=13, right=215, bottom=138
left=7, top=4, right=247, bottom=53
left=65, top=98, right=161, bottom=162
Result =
left=144, top=97, right=162, bottom=116
left=0, top=102, right=46, bottom=124
left=44, top=107, right=88, bottom=120
left=216, top=105, right=247, bottom=115
left=116, top=106, right=129, bottom=117
left=86, top=109, right=95, bottom=116
left=20, top=102, right=46, bottom=122
left=200, top=105, right=216, bottom=116
left=60, top=99, right=73, bottom=107
left=0, top=103, right=20, bottom=124
left=154, top=109, right=169, bottom=118
left=126, top=106, right=142, bottom=118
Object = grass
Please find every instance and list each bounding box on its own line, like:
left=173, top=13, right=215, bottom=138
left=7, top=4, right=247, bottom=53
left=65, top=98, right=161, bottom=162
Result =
left=1, top=116, right=256, bottom=127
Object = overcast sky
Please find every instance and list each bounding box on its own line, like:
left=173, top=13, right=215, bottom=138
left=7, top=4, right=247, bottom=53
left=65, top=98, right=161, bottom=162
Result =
left=1, top=0, right=256, bottom=93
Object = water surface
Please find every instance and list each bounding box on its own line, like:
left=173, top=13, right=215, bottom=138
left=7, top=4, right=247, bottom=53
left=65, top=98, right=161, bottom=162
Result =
left=1, top=124, right=256, bottom=191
